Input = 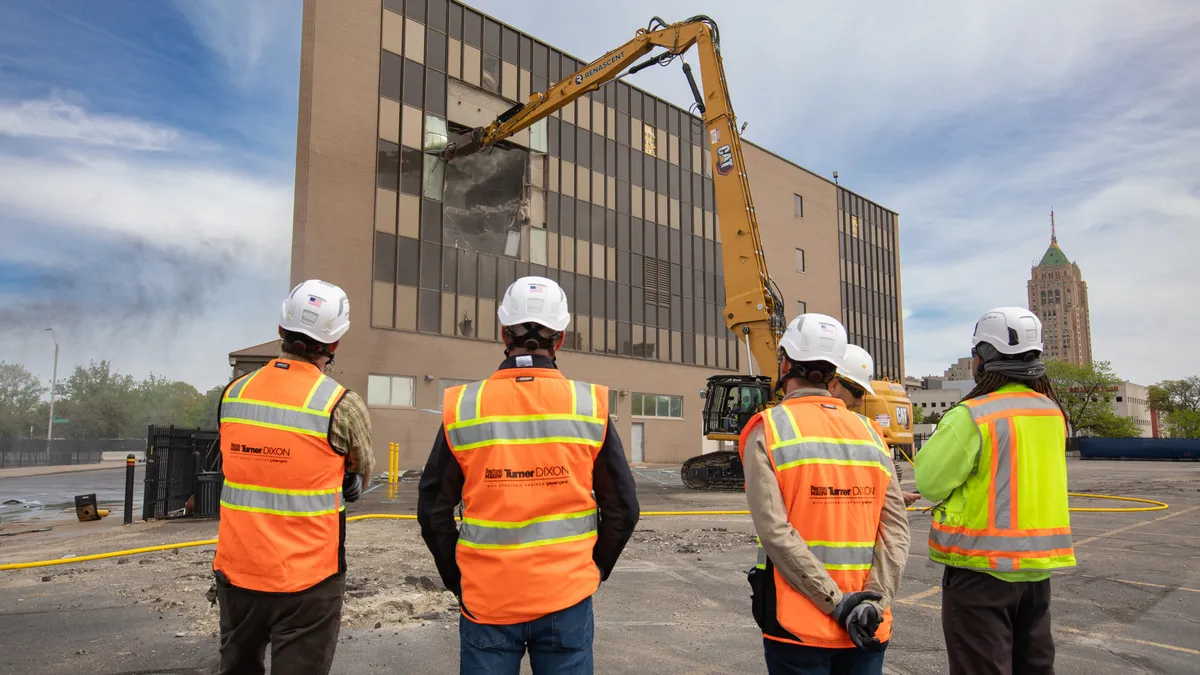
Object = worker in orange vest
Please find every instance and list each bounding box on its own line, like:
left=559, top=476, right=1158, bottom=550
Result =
left=418, top=276, right=640, bottom=675
left=213, top=279, right=375, bottom=675
left=741, top=314, right=910, bottom=675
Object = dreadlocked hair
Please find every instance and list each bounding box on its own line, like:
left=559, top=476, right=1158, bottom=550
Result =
left=963, top=371, right=1064, bottom=413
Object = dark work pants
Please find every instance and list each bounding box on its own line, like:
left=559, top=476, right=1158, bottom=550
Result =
left=763, top=638, right=888, bottom=675
left=941, top=566, right=1055, bottom=675
left=216, top=573, right=345, bottom=675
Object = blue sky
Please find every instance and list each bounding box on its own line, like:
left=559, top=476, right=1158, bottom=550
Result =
left=1, top=0, right=1198, bottom=391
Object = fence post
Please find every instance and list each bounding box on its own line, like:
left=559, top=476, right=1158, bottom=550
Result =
left=124, top=454, right=136, bottom=525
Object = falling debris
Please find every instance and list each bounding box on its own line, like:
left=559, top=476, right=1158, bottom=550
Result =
left=442, top=138, right=529, bottom=257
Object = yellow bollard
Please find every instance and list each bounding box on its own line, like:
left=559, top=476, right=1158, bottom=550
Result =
left=388, top=442, right=399, bottom=499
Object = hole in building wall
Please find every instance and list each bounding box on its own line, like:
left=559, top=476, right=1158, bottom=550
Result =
left=441, top=124, right=529, bottom=258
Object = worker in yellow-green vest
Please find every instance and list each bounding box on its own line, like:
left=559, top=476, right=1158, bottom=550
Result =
left=914, top=307, right=1075, bottom=675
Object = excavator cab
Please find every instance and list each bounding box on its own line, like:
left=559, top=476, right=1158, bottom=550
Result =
left=702, top=375, right=772, bottom=440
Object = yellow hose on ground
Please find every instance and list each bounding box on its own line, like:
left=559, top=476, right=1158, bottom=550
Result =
left=0, top=494, right=1169, bottom=570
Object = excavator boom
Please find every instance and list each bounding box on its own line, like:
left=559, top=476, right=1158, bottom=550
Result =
left=440, top=16, right=787, bottom=490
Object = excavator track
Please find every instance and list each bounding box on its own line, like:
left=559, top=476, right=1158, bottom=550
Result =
left=680, top=451, right=746, bottom=491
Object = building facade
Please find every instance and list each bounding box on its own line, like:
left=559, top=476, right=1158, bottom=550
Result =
left=1028, top=213, right=1092, bottom=366
left=1113, top=381, right=1154, bottom=438
left=944, top=356, right=974, bottom=382
left=910, top=387, right=967, bottom=417
left=290, top=0, right=903, bottom=468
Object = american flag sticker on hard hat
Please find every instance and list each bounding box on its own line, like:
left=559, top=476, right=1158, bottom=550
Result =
left=308, top=295, right=324, bottom=308
left=528, top=284, right=545, bottom=293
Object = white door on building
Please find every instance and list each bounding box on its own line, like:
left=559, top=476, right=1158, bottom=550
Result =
left=630, top=423, right=645, bottom=464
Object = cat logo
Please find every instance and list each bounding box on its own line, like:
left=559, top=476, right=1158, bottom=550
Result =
left=716, top=144, right=734, bottom=175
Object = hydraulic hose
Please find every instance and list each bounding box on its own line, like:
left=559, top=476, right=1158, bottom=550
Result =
left=0, top=491, right=1169, bottom=571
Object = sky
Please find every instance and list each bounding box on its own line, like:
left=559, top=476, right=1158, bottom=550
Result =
left=1, top=0, right=1198, bottom=393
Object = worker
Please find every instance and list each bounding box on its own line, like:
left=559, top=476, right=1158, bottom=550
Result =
left=914, top=307, right=1074, bottom=675
left=212, top=279, right=375, bottom=675
left=417, top=276, right=640, bottom=675
left=830, top=346, right=921, bottom=508
left=741, top=314, right=910, bottom=675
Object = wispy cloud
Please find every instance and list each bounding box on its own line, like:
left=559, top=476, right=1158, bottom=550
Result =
left=172, top=0, right=299, bottom=90
left=0, top=96, right=178, bottom=150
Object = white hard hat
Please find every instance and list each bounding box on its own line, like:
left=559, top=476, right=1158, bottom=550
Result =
left=497, top=276, right=571, bottom=332
left=778, top=313, right=847, bottom=367
left=837, top=344, right=875, bottom=393
left=280, top=279, right=350, bottom=344
left=972, top=307, right=1043, bottom=356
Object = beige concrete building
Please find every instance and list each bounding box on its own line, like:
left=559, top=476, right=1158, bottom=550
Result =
left=944, top=356, right=974, bottom=382
left=280, top=0, right=904, bottom=469
left=1113, top=381, right=1154, bottom=438
left=910, top=388, right=966, bottom=417
left=1028, top=213, right=1092, bottom=366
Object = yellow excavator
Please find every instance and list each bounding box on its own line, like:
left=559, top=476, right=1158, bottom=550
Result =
left=442, top=16, right=912, bottom=490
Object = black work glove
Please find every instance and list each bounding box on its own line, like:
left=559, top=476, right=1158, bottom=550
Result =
left=830, top=591, right=883, bottom=649
left=845, top=602, right=884, bottom=651
left=342, top=473, right=363, bottom=503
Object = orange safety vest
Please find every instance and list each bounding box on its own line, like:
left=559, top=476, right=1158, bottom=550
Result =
left=442, top=366, right=608, bottom=625
left=214, top=359, right=348, bottom=593
left=739, top=396, right=894, bottom=649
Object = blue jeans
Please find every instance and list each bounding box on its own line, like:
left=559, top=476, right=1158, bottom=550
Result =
left=764, top=638, right=888, bottom=675
left=459, top=597, right=594, bottom=675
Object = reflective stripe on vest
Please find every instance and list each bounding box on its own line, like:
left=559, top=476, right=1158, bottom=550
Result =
left=459, top=508, right=598, bottom=550
left=447, top=380, right=603, bottom=451
left=220, top=480, right=344, bottom=517
left=221, top=373, right=342, bottom=438
left=929, top=391, right=1074, bottom=570
left=756, top=539, right=767, bottom=570
left=768, top=407, right=891, bottom=476
left=807, top=541, right=875, bottom=571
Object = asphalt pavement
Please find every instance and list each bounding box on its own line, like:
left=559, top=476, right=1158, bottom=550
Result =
left=0, top=466, right=143, bottom=525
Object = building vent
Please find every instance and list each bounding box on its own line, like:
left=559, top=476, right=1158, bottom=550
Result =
left=644, top=258, right=671, bottom=308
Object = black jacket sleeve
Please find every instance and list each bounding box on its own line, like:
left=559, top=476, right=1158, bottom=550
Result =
left=592, top=419, right=640, bottom=580
left=416, top=425, right=464, bottom=597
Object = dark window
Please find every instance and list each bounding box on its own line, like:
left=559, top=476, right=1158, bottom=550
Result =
left=502, top=26, right=518, bottom=63
left=631, top=252, right=644, bottom=287
left=606, top=210, right=617, bottom=247
left=448, top=3, right=461, bottom=38
left=463, top=8, right=482, bottom=47
left=616, top=145, right=629, bottom=181
left=549, top=50, right=561, bottom=80
left=548, top=117, right=560, bottom=156
left=399, top=147, right=422, bottom=195
left=657, top=100, right=668, bottom=129
left=381, top=51, right=403, bottom=100
left=657, top=225, right=669, bottom=263
left=420, top=199, right=442, bottom=242
left=403, top=59, right=424, bottom=107
left=425, top=70, right=446, bottom=116
left=375, top=232, right=398, bottom=282
left=479, top=254, right=497, bottom=299
left=458, top=249, right=477, bottom=296
left=631, top=287, right=644, bottom=323
left=420, top=242, right=441, bottom=290
left=442, top=246, right=457, bottom=293
left=377, top=140, right=400, bottom=190
left=669, top=229, right=681, bottom=264
left=643, top=154, right=656, bottom=191
left=669, top=164, right=680, bottom=198
left=533, top=42, right=548, bottom=76
left=592, top=205, right=605, bottom=241
left=630, top=150, right=642, bottom=187
left=547, top=193, right=560, bottom=232
left=575, top=200, right=590, bottom=242
left=419, top=289, right=440, bottom=332
left=428, top=0, right=448, bottom=32
left=398, top=236, right=419, bottom=286
left=630, top=89, right=642, bottom=120
left=592, top=280, right=604, bottom=318
left=681, top=205, right=692, bottom=232
left=519, top=36, right=532, bottom=69
left=680, top=140, right=691, bottom=174
left=576, top=276, right=590, bottom=315
left=560, top=122, right=575, bottom=162
left=592, top=133, right=605, bottom=172
left=576, top=127, right=590, bottom=169
left=426, top=28, right=447, bottom=72
left=656, top=159, right=669, bottom=195
left=406, top=0, right=425, bottom=22
left=384, top=0, right=404, bottom=13
left=483, top=18, right=500, bottom=55
left=560, top=196, right=575, bottom=237
left=617, top=181, right=630, bottom=214
left=645, top=258, right=671, bottom=307
left=618, top=248, right=630, bottom=282
left=671, top=293, right=681, bottom=330
left=616, top=112, right=630, bottom=146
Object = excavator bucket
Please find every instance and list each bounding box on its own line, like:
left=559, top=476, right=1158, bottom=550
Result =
left=439, top=127, right=485, bottom=161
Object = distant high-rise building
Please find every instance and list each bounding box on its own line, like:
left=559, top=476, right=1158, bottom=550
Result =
left=944, top=356, right=974, bottom=381
left=1027, top=211, right=1092, bottom=365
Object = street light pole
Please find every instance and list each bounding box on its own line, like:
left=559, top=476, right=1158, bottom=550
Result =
left=46, top=328, right=59, bottom=461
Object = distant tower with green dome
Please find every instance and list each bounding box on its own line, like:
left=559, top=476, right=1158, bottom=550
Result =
left=1027, top=210, right=1092, bottom=365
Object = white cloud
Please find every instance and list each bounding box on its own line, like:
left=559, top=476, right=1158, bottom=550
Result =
left=0, top=97, right=178, bottom=150
left=172, top=0, right=299, bottom=89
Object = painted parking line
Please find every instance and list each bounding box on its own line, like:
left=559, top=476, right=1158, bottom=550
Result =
left=1058, top=625, right=1200, bottom=656
left=1074, top=505, right=1200, bottom=546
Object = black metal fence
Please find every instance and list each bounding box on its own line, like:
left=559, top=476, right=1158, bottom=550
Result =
left=0, top=433, right=137, bottom=468
left=142, top=425, right=219, bottom=520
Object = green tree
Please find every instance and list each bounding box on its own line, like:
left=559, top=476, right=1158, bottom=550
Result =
left=58, top=360, right=138, bottom=439
left=911, top=404, right=927, bottom=425
left=1089, top=409, right=1142, bottom=438
left=0, top=362, right=47, bottom=437
left=183, top=385, right=224, bottom=430
left=927, top=411, right=944, bottom=425
left=1045, top=359, right=1125, bottom=437
left=1149, top=376, right=1200, bottom=438
left=128, top=374, right=205, bottom=436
